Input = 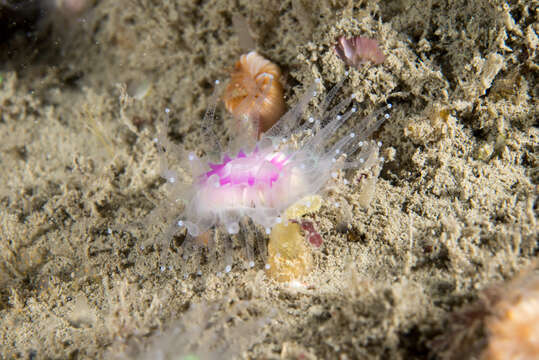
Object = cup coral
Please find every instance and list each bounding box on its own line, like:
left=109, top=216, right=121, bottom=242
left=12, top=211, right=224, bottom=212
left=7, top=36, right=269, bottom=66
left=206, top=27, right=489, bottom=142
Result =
left=145, top=76, right=390, bottom=273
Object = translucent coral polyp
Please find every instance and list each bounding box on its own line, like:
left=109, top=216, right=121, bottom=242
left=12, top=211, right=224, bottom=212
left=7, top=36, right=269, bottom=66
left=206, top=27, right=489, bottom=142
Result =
left=152, top=77, right=390, bottom=269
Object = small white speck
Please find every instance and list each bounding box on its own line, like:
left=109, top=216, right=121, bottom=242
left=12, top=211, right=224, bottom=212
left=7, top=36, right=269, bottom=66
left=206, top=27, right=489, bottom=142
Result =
left=315, top=78, right=321, bottom=83
left=313, top=91, right=317, bottom=96
left=350, top=132, right=355, bottom=138
left=153, top=137, right=158, bottom=143
left=265, top=227, right=271, bottom=234
left=215, top=79, right=220, bottom=85
left=276, top=217, right=282, bottom=224
left=336, top=115, right=342, bottom=120
left=165, top=108, right=170, bottom=114
left=351, top=107, right=357, bottom=112
left=378, top=141, right=382, bottom=147
left=281, top=137, right=287, bottom=143
left=107, top=228, right=112, bottom=235
left=265, top=264, right=271, bottom=270
left=177, top=220, right=184, bottom=227
left=359, top=158, right=365, bottom=164
left=168, top=177, right=176, bottom=183
left=380, top=157, right=385, bottom=162
left=344, top=179, right=349, bottom=185
left=249, top=261, right=255, bottom=268
left=168, top=265, right=173, bottom=271
left=335, top=202, right=340, bottom=208
left=358, top=141, right=363, bottom=146
left=140, top=245, right=145, bottom=250
left=183, top=274, right=188, bottom=279
left=331, top=172, right=338, bottom=178
left=305, top=201, right=311, bottom=207
left=387, top=103, right=392, bottom=109
left=308, top=117, right=314, bottom=123
left=351, top=94, right=356, bottom=99
left=228, top=223, right=239, bottom=234
left=345, top=71, right=349, bottom=76
left=160, top=265, right=166, bottom=272
left=225, top=265, right=232, bottom=273
left=384, top=113, right=390, bottom=119
left=217, top=271, right=222, bottom=277
left=188, top=152, right=196, bottom=161
left=336, top=149, right=341, bottom=154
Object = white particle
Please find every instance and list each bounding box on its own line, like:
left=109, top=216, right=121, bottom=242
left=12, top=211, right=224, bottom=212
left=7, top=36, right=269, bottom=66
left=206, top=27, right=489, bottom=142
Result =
left=265, top=227, right=271, bottom=234
left=359, top=158, right=365, bottom=164
left=387, top=103, right=392, bottom=109
left=308, top=117, right=314, bottom=123
left=265, top=264, right=270, bottom=270
left=378, top=141, right=382, bottom=147
left=153, top=137, right=158, bottom=143
left=335, top=202, right=340, bottom=208
left=315, top=78, right=321, bottom=83
left=331, top=172, right=338, bottom=179
left=225, top=265, right=231, bottom=273
left=160, top=265, right=165, bottom=272
left=188, top=152, right=196, bottom=161
left=168, top=177, right=176, bottom=183
left=313, top=91, right=317, bottom=96
left=165, top=108, right=170, bottom=114
left=249, top=261, right=255, bottom=268
left=384, top=113, right=390, bottom=119
left=228, top=223, right=239, bottom=234
left=215, top=79, right=220, bottom=85
left=177, top=220, right=184, bottom=227
left=344, top=179, right=349, bottom=185
left=350, top=132, right=355, bottom=138
left=276, top=217, right=282, bottom=224
left=332, top=158, right=336, bottom=163
left=358, top=141, right=363, bottom=146
left=336, top=115, right=342, bottom=120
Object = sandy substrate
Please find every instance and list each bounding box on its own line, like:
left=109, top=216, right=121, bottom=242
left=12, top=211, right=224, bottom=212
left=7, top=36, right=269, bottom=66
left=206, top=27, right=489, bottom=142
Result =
left=0, top=0, right=537, bottom=359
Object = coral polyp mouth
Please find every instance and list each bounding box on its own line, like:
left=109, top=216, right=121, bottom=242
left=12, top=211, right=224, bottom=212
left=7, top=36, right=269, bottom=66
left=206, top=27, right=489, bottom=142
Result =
left=202, top=149, right=289, bottom=187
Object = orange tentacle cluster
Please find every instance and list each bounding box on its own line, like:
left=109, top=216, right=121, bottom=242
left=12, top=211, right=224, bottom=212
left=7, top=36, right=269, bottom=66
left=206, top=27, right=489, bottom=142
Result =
left=223, top=51, right=286, bottom=138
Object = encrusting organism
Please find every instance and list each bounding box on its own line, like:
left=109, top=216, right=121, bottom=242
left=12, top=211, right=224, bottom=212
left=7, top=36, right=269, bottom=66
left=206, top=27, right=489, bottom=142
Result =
left=334, top=36, right=385, bottom=68
left=223, top=51, right=286, bottom=139
left=429, top=266, right=539, bottom=360
left=143, top=74, right=390, bottom=274
left=482, top=271, right=539, bottom=360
